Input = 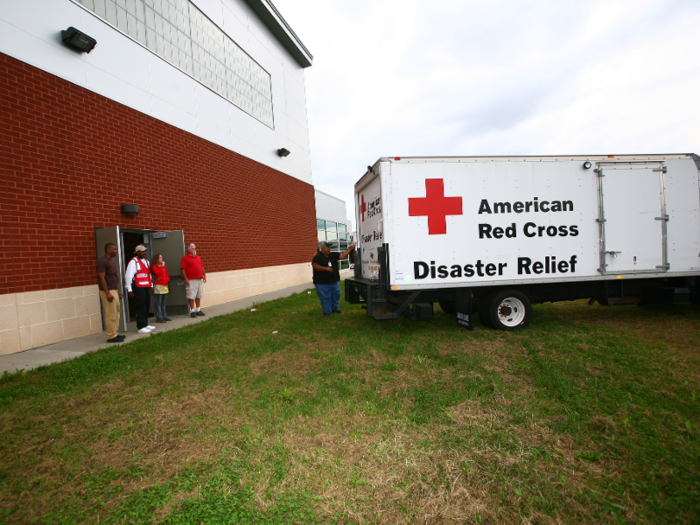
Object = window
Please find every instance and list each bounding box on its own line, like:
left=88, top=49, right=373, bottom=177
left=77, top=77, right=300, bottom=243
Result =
left=78, top=0, right=274, bottom=128
left=317, top=219, right=351, bottom=259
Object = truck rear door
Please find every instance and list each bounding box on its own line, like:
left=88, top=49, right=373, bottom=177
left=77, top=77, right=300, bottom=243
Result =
left=356, top=169, right=384, bottom=280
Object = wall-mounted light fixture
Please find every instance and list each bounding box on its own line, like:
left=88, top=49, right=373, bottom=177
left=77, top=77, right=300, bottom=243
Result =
left=277, top=148, right=291, bottom=157
left=121, top=204, right=139, bottom=216
left=61, top=27, right=97, bottom=53
left=583, top=161, right=592, bottom=170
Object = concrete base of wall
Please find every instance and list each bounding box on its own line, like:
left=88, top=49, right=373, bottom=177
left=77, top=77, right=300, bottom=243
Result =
left=0, top=262, right=316, bottom=356
left=0, top=285, right=103, bottom=356
left=201, top=262, right=312, bottom=308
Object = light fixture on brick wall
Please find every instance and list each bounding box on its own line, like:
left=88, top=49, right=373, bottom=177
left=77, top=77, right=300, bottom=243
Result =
left=277, top=148, right=291, bottom=157
left=61, top=27, right=97, bottom=53
left=121, top=204, right=139, bottom=216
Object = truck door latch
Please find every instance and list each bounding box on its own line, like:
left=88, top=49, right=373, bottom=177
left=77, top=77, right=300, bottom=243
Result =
left=605, top=251, right=622, bottom=257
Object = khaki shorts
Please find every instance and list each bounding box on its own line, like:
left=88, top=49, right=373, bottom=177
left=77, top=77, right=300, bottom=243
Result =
left=186, top=278, right=204, bottom=300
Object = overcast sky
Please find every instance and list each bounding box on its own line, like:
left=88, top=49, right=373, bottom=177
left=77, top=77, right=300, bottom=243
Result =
left=272, top=0, right=700, bottom=228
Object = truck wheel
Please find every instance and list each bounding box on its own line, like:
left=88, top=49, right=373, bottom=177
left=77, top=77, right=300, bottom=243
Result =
left=438, top=301, right=456, bottom=315
left=488, top=290, right=531, bottom=330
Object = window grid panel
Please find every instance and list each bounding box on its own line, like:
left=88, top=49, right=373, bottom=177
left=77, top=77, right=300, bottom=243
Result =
left=94, top=0, right=107, bottom=18
left=78, top=0, right=274, bottom=128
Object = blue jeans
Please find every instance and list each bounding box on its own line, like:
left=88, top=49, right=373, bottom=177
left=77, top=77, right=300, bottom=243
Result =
left=315, top=282, right=341, bottom=314
left=154, top=293, right=168, bottom=321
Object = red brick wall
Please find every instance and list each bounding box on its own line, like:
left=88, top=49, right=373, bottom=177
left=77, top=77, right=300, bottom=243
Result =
left=0, top=53, right=317, bottom=295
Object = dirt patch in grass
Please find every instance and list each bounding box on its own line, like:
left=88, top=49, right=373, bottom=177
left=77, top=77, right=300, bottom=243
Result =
left=249, top=347, right=324, bottom=379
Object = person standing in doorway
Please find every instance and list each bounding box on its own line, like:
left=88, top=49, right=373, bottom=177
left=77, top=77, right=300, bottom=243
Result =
left=181, top=243, right=207, bottom=318
left=312, top=241, right=355, bottom=316
left=97, top=243, right=125, bottom=343
left=125, top=245, right=156, bottom=334
left=151, top=253, right=171, bottom=323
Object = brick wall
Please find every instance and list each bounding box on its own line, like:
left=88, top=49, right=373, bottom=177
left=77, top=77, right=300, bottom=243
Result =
left=0, top=53, right=317, bottom=295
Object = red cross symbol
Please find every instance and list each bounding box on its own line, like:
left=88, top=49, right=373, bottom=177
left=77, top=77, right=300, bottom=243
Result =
left=408, top=179, right=463, bottom=235
left=360, top=194, right=367, bottom=221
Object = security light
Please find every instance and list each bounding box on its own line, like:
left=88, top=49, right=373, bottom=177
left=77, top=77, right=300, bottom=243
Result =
left=277, top=148, right=290, bottom=157
left=121, top=204, right=139, bottom=216
left=61, top=27, right=97, bottom=53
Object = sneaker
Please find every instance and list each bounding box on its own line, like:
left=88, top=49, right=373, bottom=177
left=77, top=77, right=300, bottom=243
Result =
left=190, top=311, right=196, bottom=318
left=332, top=310, right=342, bottom=314
left=115, top=335, right=126, bottom=340
left=146, top=325, right=156, bottom=330
left=159, top=319, right=167, bottom=323
left=107, top=337, right=122, bottom=343
left=196, top=311, right=206, bottom=316
left=138, top=327, right=151, bottom=334
left=323, top=312, right=330, bottom=316
left=165, top=318, right=173, bottom=321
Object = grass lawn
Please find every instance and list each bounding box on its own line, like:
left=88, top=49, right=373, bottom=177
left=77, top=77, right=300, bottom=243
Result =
left=1, top=284, right=699, bottom=524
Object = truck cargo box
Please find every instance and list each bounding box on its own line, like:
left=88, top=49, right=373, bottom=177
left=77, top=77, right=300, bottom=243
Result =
left=346, top=154, right=700, bottom=329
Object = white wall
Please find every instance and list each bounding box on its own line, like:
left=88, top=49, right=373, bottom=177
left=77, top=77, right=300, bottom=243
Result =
left=315, top=190, right=350, bottom=225
left=0, top=0, right=313, bottom=184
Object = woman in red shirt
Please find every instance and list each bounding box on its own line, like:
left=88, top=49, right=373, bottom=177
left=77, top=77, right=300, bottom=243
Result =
left=151, top=254, right=171, bottom=323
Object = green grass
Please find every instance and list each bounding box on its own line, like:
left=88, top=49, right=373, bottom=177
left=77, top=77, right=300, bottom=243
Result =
left=0, top=286, right=699, bottom=524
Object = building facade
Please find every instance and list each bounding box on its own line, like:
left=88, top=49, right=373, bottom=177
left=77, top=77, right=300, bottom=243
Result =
left=0, top=0, right=318, bottom=354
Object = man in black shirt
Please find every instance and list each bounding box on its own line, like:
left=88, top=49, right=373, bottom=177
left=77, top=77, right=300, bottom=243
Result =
left=312, top=241, right=355, bottom=316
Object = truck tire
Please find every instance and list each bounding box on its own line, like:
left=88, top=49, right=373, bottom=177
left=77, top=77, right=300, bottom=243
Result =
left=487, top=289, right=531, bottom=330
left=438, top=301, right=456, bottom=315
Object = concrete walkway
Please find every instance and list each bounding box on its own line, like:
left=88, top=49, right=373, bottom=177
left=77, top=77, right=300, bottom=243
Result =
left=0, top=280, right=323, bottom=375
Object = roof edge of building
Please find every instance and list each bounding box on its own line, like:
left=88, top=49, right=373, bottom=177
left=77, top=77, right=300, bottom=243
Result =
left=244, top=0, right=313, bottom=68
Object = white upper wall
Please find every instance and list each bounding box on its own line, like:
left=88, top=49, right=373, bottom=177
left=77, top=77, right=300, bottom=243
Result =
left=315, top=190, right=350, bottom=226
left=0, top=0, right=313, bottom=184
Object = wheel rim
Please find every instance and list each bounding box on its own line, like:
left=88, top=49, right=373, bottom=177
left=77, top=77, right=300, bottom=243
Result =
left=496, top=297, right=526, bottom=327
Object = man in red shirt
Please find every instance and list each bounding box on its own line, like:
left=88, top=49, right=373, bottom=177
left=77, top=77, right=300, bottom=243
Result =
left=181, top=243, right=207, bottom=318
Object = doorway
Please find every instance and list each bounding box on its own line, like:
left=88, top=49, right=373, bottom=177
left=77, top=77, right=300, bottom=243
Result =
left=94, top=227, right=187, bottom=332
left=121, top=231, right=152, bottom=323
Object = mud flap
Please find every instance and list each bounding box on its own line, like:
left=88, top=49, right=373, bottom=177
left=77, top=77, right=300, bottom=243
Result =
left=455, top=288, right=473, bottom=330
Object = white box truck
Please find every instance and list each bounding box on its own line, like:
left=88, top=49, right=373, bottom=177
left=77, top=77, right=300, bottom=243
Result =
left=345, top=154, right=700, bottom=330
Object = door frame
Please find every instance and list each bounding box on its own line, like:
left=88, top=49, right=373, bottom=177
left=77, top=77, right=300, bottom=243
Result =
left=119, top=228, right=157, bottom=326
left=595, top=161, right=669, bottom=275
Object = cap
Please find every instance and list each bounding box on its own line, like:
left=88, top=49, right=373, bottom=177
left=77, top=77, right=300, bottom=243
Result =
left=134, top=245, right=147, bottom=252
left=321, top=241, right=333, bottom=247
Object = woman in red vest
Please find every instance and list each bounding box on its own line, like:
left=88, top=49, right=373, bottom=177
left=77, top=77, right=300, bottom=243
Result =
left=151, top=253, right=171, bottom=323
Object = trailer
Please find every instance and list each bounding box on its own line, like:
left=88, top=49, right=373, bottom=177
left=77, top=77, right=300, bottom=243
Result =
left=345, top=154, right=700, bottom=330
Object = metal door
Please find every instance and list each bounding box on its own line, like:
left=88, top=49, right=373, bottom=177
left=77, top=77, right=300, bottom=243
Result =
left=94, top=226, right=128, bottom=332
left=151, top=230, right=188, bottom=315
left=596, top=163, right=668, bottom=274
